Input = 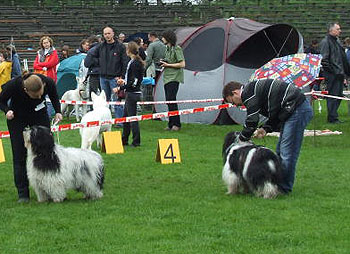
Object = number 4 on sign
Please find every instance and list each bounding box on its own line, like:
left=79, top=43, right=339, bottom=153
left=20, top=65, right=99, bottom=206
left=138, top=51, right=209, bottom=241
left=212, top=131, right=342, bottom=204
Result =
left=156, top=139, right=181, bottom=164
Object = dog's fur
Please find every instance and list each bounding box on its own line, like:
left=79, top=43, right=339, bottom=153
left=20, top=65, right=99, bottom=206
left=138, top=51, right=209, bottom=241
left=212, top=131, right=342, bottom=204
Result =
left=23, top=125, right=104, bottom=202
left=80, top=90, right=112, bottom=150
left=222, top=131, right=283, bottom=199
left=61, top=76, right=89, bottom=121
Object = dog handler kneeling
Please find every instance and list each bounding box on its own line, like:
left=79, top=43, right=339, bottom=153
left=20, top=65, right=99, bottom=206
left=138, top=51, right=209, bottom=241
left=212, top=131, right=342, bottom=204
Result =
left=0, top=73, right=62, bottom=203
left=223, top=79, right=313, bottom=194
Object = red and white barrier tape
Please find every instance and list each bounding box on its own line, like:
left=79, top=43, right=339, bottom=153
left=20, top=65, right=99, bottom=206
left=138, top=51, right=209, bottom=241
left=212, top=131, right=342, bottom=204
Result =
left=58, top=98, right=224, bottom=106
left=305, top=91, right=329, bottom=95
left=2, top=91, right=346, bottom=139
left=311, top=92, right=350, bottom=101
left=0, top=103, right=236, bottom=139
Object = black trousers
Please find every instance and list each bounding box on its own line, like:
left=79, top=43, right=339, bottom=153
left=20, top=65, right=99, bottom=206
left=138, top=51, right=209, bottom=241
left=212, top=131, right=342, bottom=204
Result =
left=7, top=113, right=50, bottom=198
left=324, top=72, right=344, bottom=122
left=122, top=92, right=141, bottom=146
left=164, top=81, right=181, bottom=128
left=88, top=74, right=101, bottom=99
left=155, top=70, right=162, bottom=84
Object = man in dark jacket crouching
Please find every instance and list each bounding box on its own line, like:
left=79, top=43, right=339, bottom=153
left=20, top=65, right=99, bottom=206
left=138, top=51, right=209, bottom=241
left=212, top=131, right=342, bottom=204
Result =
left=223, top=79, right=313, bottom=194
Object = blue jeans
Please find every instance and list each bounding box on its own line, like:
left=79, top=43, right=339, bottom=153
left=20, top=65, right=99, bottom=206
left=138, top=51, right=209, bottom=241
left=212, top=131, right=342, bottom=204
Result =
left=45, top=95, right=55, bottom=120
left=100, top=77, right=124, bottom=122
left=276, top=99, right=313, bottom=193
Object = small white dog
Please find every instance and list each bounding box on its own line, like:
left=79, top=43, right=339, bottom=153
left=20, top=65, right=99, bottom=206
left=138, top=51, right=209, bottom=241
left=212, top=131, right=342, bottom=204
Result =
left=61, top=76, right=89, bottom=121
left=80, top=90, right=112, bottom=150
left=23, top=125, right=104, bottom=203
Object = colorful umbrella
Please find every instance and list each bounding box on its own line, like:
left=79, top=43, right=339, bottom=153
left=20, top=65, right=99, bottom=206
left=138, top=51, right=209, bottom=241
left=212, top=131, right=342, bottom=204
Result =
left=249, top=53, right=322, bottom=87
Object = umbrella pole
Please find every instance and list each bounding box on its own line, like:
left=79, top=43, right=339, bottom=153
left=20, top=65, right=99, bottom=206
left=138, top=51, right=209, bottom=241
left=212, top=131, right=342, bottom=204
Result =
left=312, top=97, right=316, bottom=146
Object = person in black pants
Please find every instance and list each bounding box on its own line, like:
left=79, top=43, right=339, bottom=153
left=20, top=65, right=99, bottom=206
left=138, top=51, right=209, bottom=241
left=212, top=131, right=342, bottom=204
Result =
left=84, top=35, right=101, bottom=99
left=114, top=42, right=144, bottom=147
left=160, top=30, right=185, bottom=131
left=0, top=73, right=62, bottom=203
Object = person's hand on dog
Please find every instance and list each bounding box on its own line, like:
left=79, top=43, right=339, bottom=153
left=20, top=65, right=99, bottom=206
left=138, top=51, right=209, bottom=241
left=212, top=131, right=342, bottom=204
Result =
left=254, top=128, right=266, bottom=139
left=6, top=110, right=14, bottom=120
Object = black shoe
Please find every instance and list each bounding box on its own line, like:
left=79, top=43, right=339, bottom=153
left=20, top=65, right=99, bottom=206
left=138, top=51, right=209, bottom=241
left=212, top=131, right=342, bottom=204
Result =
left=17, top=197, right=30, bottom=203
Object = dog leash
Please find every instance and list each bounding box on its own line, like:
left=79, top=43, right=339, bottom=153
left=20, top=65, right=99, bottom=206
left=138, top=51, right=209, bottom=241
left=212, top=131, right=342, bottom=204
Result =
left=51, top=119, right=60, bottom=145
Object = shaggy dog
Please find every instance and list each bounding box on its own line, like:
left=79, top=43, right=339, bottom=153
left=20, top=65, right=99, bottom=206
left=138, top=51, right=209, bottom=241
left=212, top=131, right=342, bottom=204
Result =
left=80, top=90, right=112, bottom=150
left=23, top=125, right=104, bottom=202
left=222, top=131, right=283, bottom=199
left=61, top=76, right=89, bottom=121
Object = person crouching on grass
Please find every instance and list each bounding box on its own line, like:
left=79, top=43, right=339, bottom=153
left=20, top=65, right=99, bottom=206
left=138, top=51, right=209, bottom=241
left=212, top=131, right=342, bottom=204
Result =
left=113, top=41, right=144, bottom=147
left=222, top=79, right=313, bottom=194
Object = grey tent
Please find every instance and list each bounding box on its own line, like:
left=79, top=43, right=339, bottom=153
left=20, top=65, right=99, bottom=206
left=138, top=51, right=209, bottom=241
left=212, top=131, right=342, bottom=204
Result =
left=154, top=17, right=303, bottom=124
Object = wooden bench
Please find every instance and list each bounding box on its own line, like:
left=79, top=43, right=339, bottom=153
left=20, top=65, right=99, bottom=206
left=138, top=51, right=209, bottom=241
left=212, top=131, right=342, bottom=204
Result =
left=0, top=19, right=39, bottom=23
left=27, top=33, right=88, bottom=38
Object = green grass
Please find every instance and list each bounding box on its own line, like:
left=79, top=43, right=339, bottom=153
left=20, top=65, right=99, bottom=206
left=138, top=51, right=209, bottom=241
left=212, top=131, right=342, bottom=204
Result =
left=0, top=100, right=349, bottom=253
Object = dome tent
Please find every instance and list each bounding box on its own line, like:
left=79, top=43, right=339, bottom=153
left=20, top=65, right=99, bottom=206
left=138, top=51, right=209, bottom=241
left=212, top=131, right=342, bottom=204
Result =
left=154, top=17, right=303, bottom=124
left=56, top=53, right=87, bottom=98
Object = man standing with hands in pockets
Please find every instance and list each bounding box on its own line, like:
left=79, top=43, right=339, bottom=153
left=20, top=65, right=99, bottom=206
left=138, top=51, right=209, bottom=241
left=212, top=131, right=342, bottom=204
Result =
left=89, top=26, right=128, bottom=123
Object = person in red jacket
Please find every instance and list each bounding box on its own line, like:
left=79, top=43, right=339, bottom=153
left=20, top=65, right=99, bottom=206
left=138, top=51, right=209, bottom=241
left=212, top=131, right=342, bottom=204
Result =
left=33, top=36, right=59, bottom=82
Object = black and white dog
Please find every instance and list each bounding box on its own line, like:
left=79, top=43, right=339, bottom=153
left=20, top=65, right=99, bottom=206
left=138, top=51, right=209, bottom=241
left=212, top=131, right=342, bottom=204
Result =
left=23, top=125, right=104, bottom=202
left=222, top=131, right=283, bottom=199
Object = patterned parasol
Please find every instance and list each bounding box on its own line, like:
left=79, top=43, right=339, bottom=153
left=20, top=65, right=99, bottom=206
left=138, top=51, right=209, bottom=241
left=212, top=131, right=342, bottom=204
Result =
left=250, top=53, right=322, bottom=87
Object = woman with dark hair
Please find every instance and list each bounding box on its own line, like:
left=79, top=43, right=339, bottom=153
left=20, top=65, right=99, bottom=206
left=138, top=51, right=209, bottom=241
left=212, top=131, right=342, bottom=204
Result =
left=59, top=45, right=70, bottom=62
left=114, top=41, right=144, bottom=147
left=160, top=30, right=185, bottom=131
left=76, top=39, right=90, bottom=54
left=133, top=37, right=147, bottom=61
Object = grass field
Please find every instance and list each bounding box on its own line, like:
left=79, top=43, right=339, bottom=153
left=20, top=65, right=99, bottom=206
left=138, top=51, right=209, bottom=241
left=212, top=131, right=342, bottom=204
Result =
left=0, top=100, right=349, bottom=254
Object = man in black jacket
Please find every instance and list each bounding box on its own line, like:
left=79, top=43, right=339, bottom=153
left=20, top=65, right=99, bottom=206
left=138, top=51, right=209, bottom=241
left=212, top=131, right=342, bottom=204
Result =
left=88, top=27, right=128, bottom=121
left=0, top=74, right=62, bottom=202
left=84, top=35, right=101, bottom=99
left=320, top=22, right=349, bottom=124
left=223, top=79, right=313, bottom=194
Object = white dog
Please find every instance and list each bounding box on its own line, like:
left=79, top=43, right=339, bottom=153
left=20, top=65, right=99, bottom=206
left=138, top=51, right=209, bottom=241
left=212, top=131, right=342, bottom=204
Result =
left=61, top=76, right=89, bottom=121
left=80, top=90, right=112, bottom=150
left=23, top=125, right=104, bottom=203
